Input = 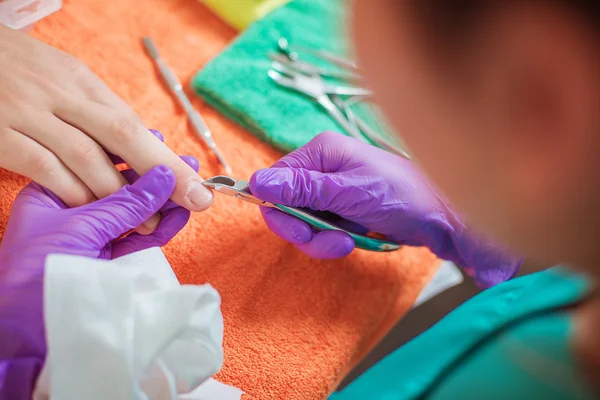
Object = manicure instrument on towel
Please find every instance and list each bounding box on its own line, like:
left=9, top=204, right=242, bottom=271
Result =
left=143, top=37, right=232, bottom=174
left=202, top=175, right=401, bottom=252
left=270, top=61, right=372, bottom=97
left=331, top=95, right=412, bottom=160
left=268, top=63, right=411, bottom=159
left=268, top=64, right=370, bottom=141
left=268, top=52, right=360, bottom=81
left=277, top=37, right=359, bottom=72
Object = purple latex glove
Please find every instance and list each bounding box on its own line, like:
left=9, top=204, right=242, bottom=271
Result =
left=250, top=131, right=522, bottom=287
left=0, top=151, right=199, bottom=400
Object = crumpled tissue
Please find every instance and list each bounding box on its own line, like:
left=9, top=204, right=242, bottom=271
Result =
left=32, top=247, right=243, bottom=400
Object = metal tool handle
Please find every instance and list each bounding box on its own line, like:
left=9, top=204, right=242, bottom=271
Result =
left=317, top=96, right=364, bottom=141
left=313, top=50, right=359, bottom=72
left=273, top=204, right=400, bottom=252
left=326, top=86, right=372, bottom=97
left=331, top=95, right=412, bottom=161
left=352, top=114, right=412, bottom=160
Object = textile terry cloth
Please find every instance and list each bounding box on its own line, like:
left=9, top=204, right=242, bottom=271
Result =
left=193, top=0, right=396, bottom=153
left=0, top=0, right=439, bottom=398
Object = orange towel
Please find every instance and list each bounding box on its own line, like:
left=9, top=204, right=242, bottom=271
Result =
left=0, top=0, right=439, bottom=398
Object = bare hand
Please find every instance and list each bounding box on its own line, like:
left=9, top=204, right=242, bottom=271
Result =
left=0, top=25, right=212, bottom=232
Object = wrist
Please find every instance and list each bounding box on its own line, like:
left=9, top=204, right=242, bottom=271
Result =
left=453, top=228, right=524, bottom=288
left=419, top=204, right=523, bottom=288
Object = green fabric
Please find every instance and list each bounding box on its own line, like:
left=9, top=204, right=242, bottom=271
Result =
left=429, top=313, right=591, bottom=400
left=329, top=268, right=595, bottom=399
left=192, top=0, right=389, bottom=153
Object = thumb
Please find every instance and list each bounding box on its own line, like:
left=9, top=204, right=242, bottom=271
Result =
left=83, top=165, right=177, bottom=239
left=250, top=167, right=349, bottom=213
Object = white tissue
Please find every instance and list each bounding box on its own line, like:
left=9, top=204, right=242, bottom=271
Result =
left=33, top=247, right=242, bottom=400
left=414, top=261, right=464, bottom=307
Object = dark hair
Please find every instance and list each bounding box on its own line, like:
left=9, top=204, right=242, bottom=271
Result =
left=411, top=1, right=600, bottom=49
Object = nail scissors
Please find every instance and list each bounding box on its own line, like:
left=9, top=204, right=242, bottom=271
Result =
left=268, top=64, right=369, bottom=142
left=202, top=176, right=401, bottom=252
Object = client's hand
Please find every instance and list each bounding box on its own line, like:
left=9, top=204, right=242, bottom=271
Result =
left=250, top=131, right=522, bottom=287
left=0, top=25, right=212, bottom=216
left=0, top=159, right=198, bottom=400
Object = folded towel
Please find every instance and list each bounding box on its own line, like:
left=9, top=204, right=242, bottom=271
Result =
left=0, top=0, right=439, bottom=398
left=193, top=0, right=394, bottom=153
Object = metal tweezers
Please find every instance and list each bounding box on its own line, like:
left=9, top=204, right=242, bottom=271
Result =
left=203, top=176, right=400, bottom=252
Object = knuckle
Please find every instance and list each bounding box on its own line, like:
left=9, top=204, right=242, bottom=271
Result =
left=30, top=72, right=62, bottom=95
left=314, top=130, right=340, bottom=142
left=27, top=150, right=57, bottom=179
left=71, top=138, right=105, bottom=165
left=64, top=56, right=91, bottom=78
left=109, top=113, right=143, bottom=142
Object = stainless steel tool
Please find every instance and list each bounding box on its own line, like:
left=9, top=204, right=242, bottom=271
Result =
left=143, top=36, right=232, bottom=174
left=268, top=52, right=360, bottom=81
left=277, top=37, right=359, bottom=72
left=203, top=175, right=401, bottom=252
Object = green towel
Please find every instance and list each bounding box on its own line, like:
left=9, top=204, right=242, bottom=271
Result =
left=193, top=0, right=391, bottom=153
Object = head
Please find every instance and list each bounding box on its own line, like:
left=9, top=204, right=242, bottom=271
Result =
left=352, top=0, right=600, bottom=272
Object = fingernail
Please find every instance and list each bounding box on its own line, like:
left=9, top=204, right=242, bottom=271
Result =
left=186, top=178, right=213, bottom=211
left=136, top=213, right=161, bottom=235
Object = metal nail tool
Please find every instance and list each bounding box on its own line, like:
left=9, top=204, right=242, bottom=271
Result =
left=277, top=37, right=359, bottom=72
left=202, top=175, right=401, bottom=252
left=268, top=59, right=411, bottom=160
left=268, top=64, right=371, bottom=141
left=143, top=36, right=232, bottom=174
left=268, top=52, right=360, bottom=81
left=331, top=95, right=412, bottom=160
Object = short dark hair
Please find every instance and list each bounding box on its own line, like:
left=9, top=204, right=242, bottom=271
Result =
left=410, top=1, right=600, bottom=50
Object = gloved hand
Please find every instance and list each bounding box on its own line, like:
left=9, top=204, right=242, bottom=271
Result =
left=0, top=156, right=199, bottom=400
left=250, top=131, right=522, bottom=287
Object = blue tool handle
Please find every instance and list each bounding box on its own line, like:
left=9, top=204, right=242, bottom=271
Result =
left=273, top=204, right=400, bottom=252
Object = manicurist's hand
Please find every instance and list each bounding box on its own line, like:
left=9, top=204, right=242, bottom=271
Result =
left=0, top=25, right=212, bottom=219
left=250, top=132, right=522, bottom=287
left=0, top=157, right=198, bottom=400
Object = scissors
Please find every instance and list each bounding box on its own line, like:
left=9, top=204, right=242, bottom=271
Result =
left=202, top=176, right=401, bottom=252
left=268, top=64, right=370, bottom=142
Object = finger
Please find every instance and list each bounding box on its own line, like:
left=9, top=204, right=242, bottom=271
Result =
left=84, top=165, right=176, bottom=237
left=76, top=64, right=143, bottom=113
left=0, top=127, right=95, bottom=207
left=121, top=155, right=200, bottom=184
left=121, top=156, right=199, bottom=217
left=296, top=230, right=355, bottom=260
left=14, top=114, right=160, bottom=232
left=109, top=129, right=165, bottom=164
left=260, top=207, right=355, bottom=259
left=53, top=99, right=213, bottom=211
left=16, top=113, right=128, bottom=199
left=250, top=167, right=348, bottom=212
left=110, top=206, right=190, bottom=259
left=260, top=207, right=314, bottom=245
left=271, top=131, right=355, bottom=170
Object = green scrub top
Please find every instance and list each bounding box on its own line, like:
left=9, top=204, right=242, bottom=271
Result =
left=330, top=268, right=596, bottom=399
